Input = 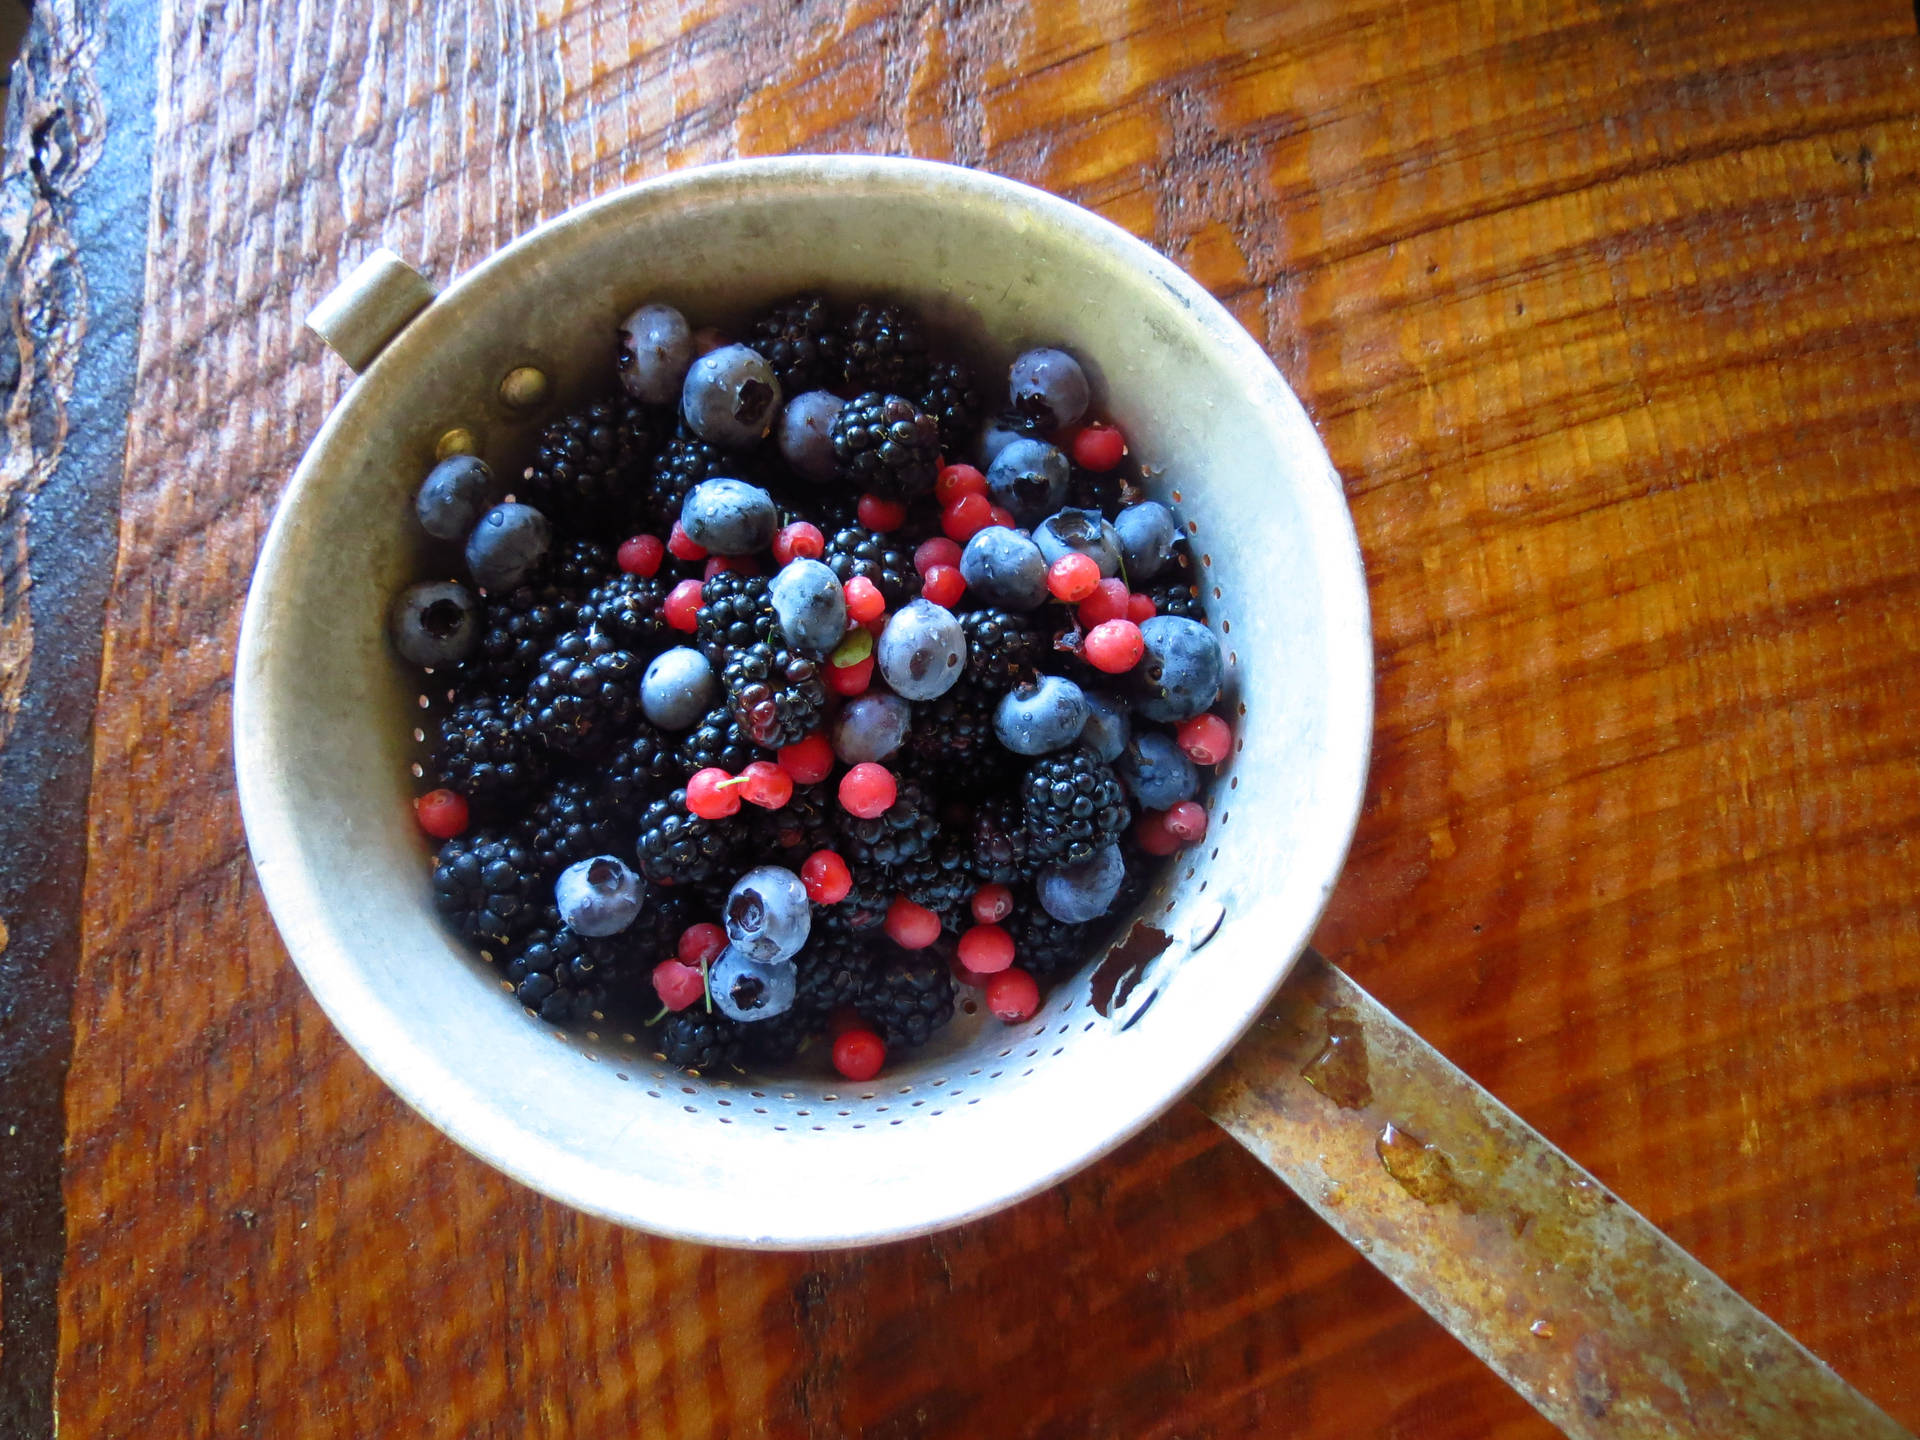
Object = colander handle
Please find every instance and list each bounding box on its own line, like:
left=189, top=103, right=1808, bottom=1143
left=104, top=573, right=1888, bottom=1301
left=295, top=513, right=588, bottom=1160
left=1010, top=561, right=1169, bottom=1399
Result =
left=1193, top=948, right=1910, bottom=1439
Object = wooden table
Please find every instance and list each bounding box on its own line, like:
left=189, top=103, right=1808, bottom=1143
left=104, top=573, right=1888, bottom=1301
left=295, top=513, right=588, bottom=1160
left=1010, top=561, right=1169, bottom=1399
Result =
left=3, top=1, right=1916, bottom=1435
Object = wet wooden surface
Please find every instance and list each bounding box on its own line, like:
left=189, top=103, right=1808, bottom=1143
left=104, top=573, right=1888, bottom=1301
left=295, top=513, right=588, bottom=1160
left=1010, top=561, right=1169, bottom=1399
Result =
left=3, top=0, right=1918, bottom=1436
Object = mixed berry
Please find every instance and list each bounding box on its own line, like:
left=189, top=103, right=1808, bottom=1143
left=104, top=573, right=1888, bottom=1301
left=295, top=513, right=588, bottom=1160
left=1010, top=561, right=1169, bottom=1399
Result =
left=394, top=294, right=1229, bottom=1080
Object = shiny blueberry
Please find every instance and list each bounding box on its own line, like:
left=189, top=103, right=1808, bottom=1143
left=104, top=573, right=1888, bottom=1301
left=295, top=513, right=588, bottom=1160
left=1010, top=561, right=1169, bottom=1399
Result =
left=1130, top=616, right=1223, bottom=722
left=770, top=557, right=848, bottom=656
left=1037, top=843, right=1125, bottom=924
left=1116, top=730, right=1198, bottom=809
left=831, top=693, right=911, bottom=764
left=725, top=865, right=812, bottom=964
left=679, top=478, right=778, bottom=556
left=464, top=502, right=551, bottom=592
left=959, top=525, right=1048, bottom=611
left=1009, top=347, right=1091, bottom=431
left=641, top=646, right=719, bottom=730
left=618, top=302, right=693, bottom=405
left=681, top=343, right=782, bottom=448
left=1077, top=691, right=1131, bottom=764
left=979, top=412, right=1044, bottom=468
left=1034, top=508, right=1122, bottom=579
left=777, top=391, right=844, bottom=483
left=389, top=580, right=481, bottom=668
left=986, top=438, right=1071, bottom=526
left=415, top=454, right=500, bottom=542
left=875, top=598, right=966, bottom=702
left=994, top=674, right=1089, bottom=756
left=555, top=856, right=646, bottom=937
left=708, top=946, right=798, bottom=1023
left=1113, top=502, right=1177, bottom=582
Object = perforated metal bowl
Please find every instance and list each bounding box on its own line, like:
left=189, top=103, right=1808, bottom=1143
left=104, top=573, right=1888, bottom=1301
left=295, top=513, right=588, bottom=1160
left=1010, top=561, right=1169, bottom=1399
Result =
left=234, top=157, right=1373, bottom=1248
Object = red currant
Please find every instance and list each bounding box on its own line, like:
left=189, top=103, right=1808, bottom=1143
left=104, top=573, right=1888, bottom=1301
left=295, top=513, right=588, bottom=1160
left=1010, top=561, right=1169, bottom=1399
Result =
left=800, top=849, right=853, bottom=904
left=664, top=578, right=704, bottom=632
left=935, top=463, right=988, bottom=505
left=922, top=565, right=966, bottom=607
left=617, top=534, right=665, bottom=577
left=843, top=576, right=886, bottom=624
left=987, top=504, right=1017, bottom=530
left=667, top=520, right=707, bottom=561
left=1134, top=810, right=1182, bottom=855
left=986, top=968, right=1040, bottom=1022
left=686, top=767, right=742, bottom=819
left=915, top=536, right=962, bottom=575
left=826, top=654, right=875, bottom=696
left=832, top=1028, right=886, bottom=1081
left=857, top=493, right=908, bottom=531
left=1083, top=619, right=1145, bottom=673
left=941, top=492, right=992, bottom=542
left=1075, top=578, right=1130, bottom=628
left=1070, top=421, right=1126, bottom=471
left=738, top=760, right=794, bottom=809
left=970, top=883, right=1014, bottom=924
left=777, top=732, right=834, bottom=785
left=1047, top=553, right=1102, bottom=603
left=414, top=788, right=469, bottom=839
left=1176, top=713, right=1232, bottom=765
left=1164, top=800, right=1208, bottom=844
left=677, top=922, right=727, bottom=968
left=884, top=896, right=942, bottom=950
left=772, top=521, right=826, bottom=565
left=839, top=762, right=896, bottom=818
left=651, top=960, right=707, bottom=1012
left=1126, top=593, right=1156, bottom=623
left=958, top=924, right=1015, bottom=974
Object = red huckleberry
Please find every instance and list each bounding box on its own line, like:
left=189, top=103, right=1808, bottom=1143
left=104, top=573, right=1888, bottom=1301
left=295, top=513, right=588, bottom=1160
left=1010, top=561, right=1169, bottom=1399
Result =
left=827, top=654, right=875, bottom=695
left=772, top=521, right=826, bottom=565
left=857, top=493, right=908, bottom=531
left=617, top=534, right=665, bottom=577
left=843, top=576, right=886, bottom=624
left=832, top=1028, right=887, bottom=1081
left=1070, top=421, right=1126, bottom=472
left=922, top=565, right=966, bottom=607
left=884, top=896, right=942, bottom=950
left=958, top=924, right=1015, bottom=974
left=677, top=922, right=727, bottom=968
left=1084, top=619, right=1145, bottom=673
left=705, top=553, right=759, bottom=580
left=839, top=762, right=897, bottom=818
left=664, top=578, right=704, bottom=631
left=1164, top=800, right=1208, bottom=844
left=986, top=968, right=1040, bottom=1022
left=1176, top=713, right=1232, bottom=765
left=1075, top=578, right=1130, bottom=628
left=914, top=536, right=962, bottom=575
left=970, top=883, right=1014, bottom=924
left=1135, top=810, right=1182, bottom=856
left=1047, top=553, right=1102, bottom=604
left=800, top=849, right=853, bottom=904
left=667, top=520, right=707, bottom=561
left=941, top=492, right=992, bottom=542
left=935, top=463, right=988, bottom=505
left=987, top=504, right=1017, bottom=529
left=686, top=767, right=742, bottom=819
left=651, top=960, right=707, bottom=1012
left=778, top=732, right=834, bottom=785
left=1126, top=592, right=1156, bottom=623
left=414, top=788, right=470, bottom=839
left=739, top=760, right=794, bottom=809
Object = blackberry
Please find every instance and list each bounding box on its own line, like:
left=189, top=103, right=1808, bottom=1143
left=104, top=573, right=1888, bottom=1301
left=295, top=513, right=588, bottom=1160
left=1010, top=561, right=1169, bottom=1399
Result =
left=544, top=538, right=617, bottom=596
left=820, top=858, right=894, bottom=935
left=522, top=397, right=663, bottom=528
left=835, top=777, right=939, bottom=867
left=600, top=723, right=680, bottom=816
left=630, top=888, right=695, bottom=968
left=1068, top=463, right=1126, bottom=517
left=918, top=359, right=985, bottom=457
left=1021, top=748, right=1129, bottom=865
left=829, top=392, right=941, bottom=501
left=721, top=639, right=826, bottom=749
left=892, top=840, right=971, bottom=927
left=794, top=931, right=871, bottom=1014
left=634, top=789, right=735, bottom=885
left=959, top=609, right=1046, bottom=692
left=739, top=1007, right=820, bottom=1064
left=520, top=628, right=641, bottom=756
left=1011, top=907, right=1094, bottom=980
left=653, top=1008, right=742, bottom=1073
left=823, top=526, right=921, bottom=609
left=677, top=705, right=755, bottom=776
left=841, top=301, right=930, bottom=395
left=432, top=827, right=543, bottom=945
left=748, top=782, right=835, bottom=855
left=647, top=428, right=735, bottom=524
left=966, top=792, right=1034, bottom=885
left=522, top=777, right=623, bottom=875
left=694, top=571, right=774, bottom=661
left=503, top=907, right=632, bottom=1024
left=583, top=571, right=667, bottom=651
left=1147, top=581, right=1205, bottom=621
left=431, top=689, right=544, bottom=803
left=906, top=685, right=1004, bottom=775
left=748, top=295, right=842, bottom=392
left=473, top=582, right=580, bottom=688
left=857, top=950, right=955, bottom=1049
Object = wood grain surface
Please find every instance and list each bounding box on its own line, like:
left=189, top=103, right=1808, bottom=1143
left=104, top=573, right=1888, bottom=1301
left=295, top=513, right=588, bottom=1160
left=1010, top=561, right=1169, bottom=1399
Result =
left=19, top=0, right=1920, bottom=1436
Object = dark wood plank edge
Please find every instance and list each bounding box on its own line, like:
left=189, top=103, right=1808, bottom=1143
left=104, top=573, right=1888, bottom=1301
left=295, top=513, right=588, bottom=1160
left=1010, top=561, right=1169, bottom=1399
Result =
left=0, top=3, right=156, bottom=1431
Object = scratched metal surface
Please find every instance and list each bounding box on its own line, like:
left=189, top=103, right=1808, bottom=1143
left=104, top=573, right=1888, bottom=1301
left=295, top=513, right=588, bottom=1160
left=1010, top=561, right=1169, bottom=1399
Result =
left=1195, top=950, right=1913, bottom=1439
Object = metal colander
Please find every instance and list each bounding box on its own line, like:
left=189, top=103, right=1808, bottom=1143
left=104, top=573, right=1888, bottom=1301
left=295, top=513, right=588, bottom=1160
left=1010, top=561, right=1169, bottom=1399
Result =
left=236, top=157, right=1373, bottom=1249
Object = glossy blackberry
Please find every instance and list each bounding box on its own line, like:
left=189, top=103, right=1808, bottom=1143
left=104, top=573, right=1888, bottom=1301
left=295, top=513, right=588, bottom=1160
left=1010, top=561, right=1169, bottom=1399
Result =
left=721, top=639, right=826, bottom=749
left=966, top=792, right=1034, bottom=885
left=959, top=609, right=1046, bottom=692
left=739, top=1007, right=821, bottom=1064
left=823, top=526, right=921, bottom=609
left=600, top=723, right=680, bottom=816
left=906, top=684, right=1003, bottom=772
left=748, top=782, right=835, bottom=855
left=820, top=858, right=894, bottom=935
left=503, top=907, right=632, bottom=1024
left=748, top=295, right=842, bottom=392
left=1011, top=907, right=1094, bottom=980
left=794, top=931, right=871, bottom=1014
left=1146, top=581, right=1205, bottom=621
left=634, top=789, right=735, bottom=885
left=857, top=950, right=955, bottom=1049
left=473, top=582, right=580, bottom=687
left=653, top=1008, right=742, bottom=1073
left=834, top=777, right=939, bottom=867
left=431, top=689, right=544, bottom=803
left=1021, top=748, right=1129, bottom=865
left=631, top=888, right=695, bottom=968
left=522, top=777, right=623, bottom=875
left=520, top=627, right=641, bottom=756
left=892, top=840, right=971, bottom=927
left=522, top=397, right=663, bottom=527
left=830, top=392, right=941, bottom=501
left=676, top=705, right=755, bottom=776
left=918, top=359, right=985, bottom=457
left=583, top=571, right=667, bottom=650
left=647, top=428, right=733, bottom=524
left=840, top=301, right=930, bottom=395
left=694, top=571, right=774, bottom=661
left=432, top=827, right=543, bottom=945
left=545, top=538, right=617, bottom=595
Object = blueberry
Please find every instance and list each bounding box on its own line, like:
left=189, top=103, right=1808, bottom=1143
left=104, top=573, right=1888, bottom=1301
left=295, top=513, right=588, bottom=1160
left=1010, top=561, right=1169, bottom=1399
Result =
left=831, top=693, right=911, bottom=764
left=1131, top=616, right=1223, bottom=722
left=555, top=856, right=646, bottom=937
left=389, top=580, right=481, bottom=667
left=770, top=558, right=848, bottom=656
left=465, top=502, right=552, bottom=592
left=777, top=391, right=843, bottom=483
left=979, top=413, right=1043, bottom=467
left=1078, top=691, right=1132, bottom=764
left=709, top=946, right=798, bottom=1023
left=1114, top=502, right=1177, bottom=582
left=985, top=438, right=1071, bottom=526
left=1037, top=843, right=1126, bottom=924
left=1116, top=731, right=1198, bottom=809
left=679, top=478, right=778, bottom=555
left=875, top=598, right=966, bottom=702
left=724, top=865, right=812, bottom=964
left=994, top=675, right=1089, bottom=756
left=641, top=646, right=719, bottom=730
left=618, top=302, right=693, bottom=405
left=681, top=343, right=782, bottom=448
left=1009, top=347, right=1091, bottom=431
left=959, top=526, right=1048, bottom=611
left=415, top=455, right=499, bottom=541
left=1034, top=508, right=1122, bottom=579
